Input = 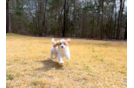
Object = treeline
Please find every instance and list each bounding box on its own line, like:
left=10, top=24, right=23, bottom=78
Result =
left=6, top=0, right=127, bottom=40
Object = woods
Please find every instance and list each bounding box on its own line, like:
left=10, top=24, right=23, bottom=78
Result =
left=6, top=0, right=127, bottom=40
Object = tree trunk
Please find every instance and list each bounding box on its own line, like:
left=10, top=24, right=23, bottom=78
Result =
left=6, top=0, right=10, bottom=33
left=109, top=16, right=112, bottom=39
left=73, top=0, right=76, bottom=37
left=116, top=0, right=124, bottom=39
left=113, top=0, right=116, bottom=39
left=82, top=13, right=85, bottom=37
left=91, top=12, right=94, bottom=38
left=101, top=0, right=103, bottom=39
left=44, top=0, right=47, bottom=36
left=124, top=21, right=127, bottom=40
left=62, top=0, right=66, bottom=37
left=109, top=6, right=114, bottom=39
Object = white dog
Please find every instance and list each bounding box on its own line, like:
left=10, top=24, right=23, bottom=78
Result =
left=50, top=38, right=71, bottom=65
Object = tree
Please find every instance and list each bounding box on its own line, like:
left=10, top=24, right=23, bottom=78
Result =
left=101, top=0, right=103, bottom=39
left=6, top=0, right=10, bottom=33
left=116, top=0, right=125, bottom=39
left=62, top=0, right=66, bottom=37
left=8, top=0, right=127, bottom=40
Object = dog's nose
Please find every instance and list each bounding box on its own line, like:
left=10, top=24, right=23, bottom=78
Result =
left=61, top=46, right=63, bottom=48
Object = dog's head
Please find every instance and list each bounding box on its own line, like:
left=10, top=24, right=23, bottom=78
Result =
left=53, top=38, right=71, bottom=49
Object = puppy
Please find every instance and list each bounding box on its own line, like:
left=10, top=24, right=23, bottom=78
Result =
left=50, top=38, right=71, bottom=65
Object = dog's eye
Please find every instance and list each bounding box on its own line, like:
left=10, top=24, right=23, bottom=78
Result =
left=63, top=43, right=66, bottom=45
left=59, top=43, right=61, bottom=45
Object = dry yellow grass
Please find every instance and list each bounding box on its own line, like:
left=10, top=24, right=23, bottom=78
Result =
left=6, top=33, right=127, bottom=88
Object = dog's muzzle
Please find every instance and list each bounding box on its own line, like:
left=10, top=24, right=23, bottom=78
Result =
left=61, top=46, right=63, bottom=48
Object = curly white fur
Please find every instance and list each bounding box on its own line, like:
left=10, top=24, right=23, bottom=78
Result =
left=50, top=38, right=71, bottom=64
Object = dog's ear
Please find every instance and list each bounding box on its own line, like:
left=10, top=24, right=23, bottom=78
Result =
left=66, top=38, right=71, bottom=44
left=53, top=41, right=60, bottom=47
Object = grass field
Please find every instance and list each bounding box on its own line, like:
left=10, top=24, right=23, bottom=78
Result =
left=6, top=33, right=127, bottom=88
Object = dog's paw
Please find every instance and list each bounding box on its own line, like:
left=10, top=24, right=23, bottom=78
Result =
left=59, top=61, right=64, bottom=65
left=59, top=63, right=64, bottom=65
left=50, top=58, right=55, bottom=61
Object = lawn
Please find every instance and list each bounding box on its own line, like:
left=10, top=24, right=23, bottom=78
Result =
left=6, top=33, right=127, bottom=88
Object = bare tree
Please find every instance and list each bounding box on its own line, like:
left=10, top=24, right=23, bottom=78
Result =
left=62, top=0, right=66, bottom=37
left=6, top=0, right=11, bottom=33
left=9, top=0, right=127, bottom=40
left=101, top=0, right=104, bottom=39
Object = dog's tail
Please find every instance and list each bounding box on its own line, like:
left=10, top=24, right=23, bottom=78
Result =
left=52, top=38, right=55, bottom=45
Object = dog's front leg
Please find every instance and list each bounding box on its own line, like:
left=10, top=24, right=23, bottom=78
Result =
left=65, top=53, right=70, bottom=60
left=57, top=54, right=64, bottom=64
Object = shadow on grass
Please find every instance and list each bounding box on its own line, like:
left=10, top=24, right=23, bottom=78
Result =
left=36, top=59, right=63, bottom=72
